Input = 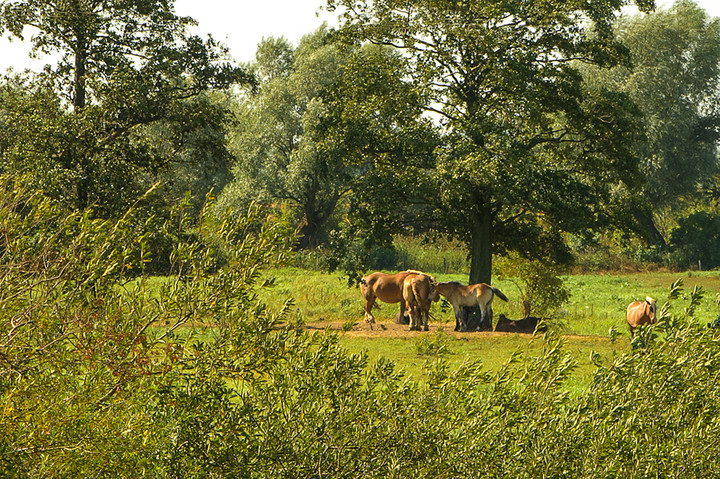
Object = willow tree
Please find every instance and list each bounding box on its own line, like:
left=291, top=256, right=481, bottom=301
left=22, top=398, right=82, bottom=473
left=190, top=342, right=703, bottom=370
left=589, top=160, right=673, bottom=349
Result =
left=584, top=0, right=720, bottom=247
left=329, top=0, right=653, bottom=283
left=222, top=28, right=435, bottom=250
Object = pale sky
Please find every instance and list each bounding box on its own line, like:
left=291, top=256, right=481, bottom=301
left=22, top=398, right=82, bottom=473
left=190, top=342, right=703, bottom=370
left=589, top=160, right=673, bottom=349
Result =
left=1, top=0, right=719, bottom=73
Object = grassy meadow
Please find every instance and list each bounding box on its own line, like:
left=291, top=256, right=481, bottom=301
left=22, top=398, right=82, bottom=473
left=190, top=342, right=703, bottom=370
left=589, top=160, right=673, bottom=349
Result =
left=257, top=267, right=720, bottom=389
left=260, top=267, right=720, bottom=332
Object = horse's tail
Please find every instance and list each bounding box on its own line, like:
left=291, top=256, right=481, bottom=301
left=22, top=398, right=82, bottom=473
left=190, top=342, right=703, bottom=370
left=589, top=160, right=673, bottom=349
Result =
left=492, top=287, right=509, bottom=302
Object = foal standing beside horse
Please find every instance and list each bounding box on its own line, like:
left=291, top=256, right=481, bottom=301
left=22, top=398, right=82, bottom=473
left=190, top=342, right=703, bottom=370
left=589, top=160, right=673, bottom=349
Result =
left=436, top=281, right=508, bottom=332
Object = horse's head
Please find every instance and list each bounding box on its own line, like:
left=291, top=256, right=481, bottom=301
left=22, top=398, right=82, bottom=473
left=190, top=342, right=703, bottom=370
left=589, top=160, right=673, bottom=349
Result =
left=428, top=282, right=440, bottom=302
left=645, top=296, right=657, bottom=322
left=435, top=281, right=458, bottom=298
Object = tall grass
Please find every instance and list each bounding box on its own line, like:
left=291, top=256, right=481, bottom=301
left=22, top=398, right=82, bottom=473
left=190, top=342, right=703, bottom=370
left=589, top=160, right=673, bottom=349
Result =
left=394, top=234, right=470, bottom=274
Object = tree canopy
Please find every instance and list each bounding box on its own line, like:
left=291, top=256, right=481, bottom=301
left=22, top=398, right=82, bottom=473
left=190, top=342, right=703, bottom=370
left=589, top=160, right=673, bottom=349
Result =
left=0, top=0, right=251, bottom=214
left=220, top=27, right=435, bottom=250
left=582, top=0, right=720, bottom=246
left=329, top=0, right=653, bottom=282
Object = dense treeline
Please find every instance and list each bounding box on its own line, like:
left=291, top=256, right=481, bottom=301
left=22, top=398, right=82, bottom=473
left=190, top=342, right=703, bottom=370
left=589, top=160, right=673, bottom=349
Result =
left=1, top=1, right=719, bottom=279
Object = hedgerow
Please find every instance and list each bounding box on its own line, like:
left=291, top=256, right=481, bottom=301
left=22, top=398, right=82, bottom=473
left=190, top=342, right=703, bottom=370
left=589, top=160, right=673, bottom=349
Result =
left=2, top=177, right=720, bottom=477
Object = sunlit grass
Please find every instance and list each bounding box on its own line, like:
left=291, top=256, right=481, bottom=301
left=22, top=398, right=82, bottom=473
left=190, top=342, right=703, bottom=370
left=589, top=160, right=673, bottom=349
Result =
left=259, top=268, right=720, bottom=334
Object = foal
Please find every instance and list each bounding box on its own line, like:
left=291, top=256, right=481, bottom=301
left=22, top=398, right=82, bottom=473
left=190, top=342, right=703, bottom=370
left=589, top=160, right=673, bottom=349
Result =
left=436, top=281, right=508, bottom=331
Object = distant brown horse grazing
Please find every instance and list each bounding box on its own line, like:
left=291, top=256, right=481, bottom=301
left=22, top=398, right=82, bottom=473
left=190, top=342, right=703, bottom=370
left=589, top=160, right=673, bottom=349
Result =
left=436, top=281, right=508, bottom=332
left=403, top=273, right=439, bottom=331
left=626, top=296, right=657, bottom=337
left=360, top=270, right=434, bottom=329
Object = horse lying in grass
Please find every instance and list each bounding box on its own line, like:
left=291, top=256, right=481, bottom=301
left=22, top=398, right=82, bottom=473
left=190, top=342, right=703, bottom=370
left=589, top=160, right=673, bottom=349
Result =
left=494, top=314, right=546, bottom=334
left=436, top=281, right=508, bottom=332
left=359, top=270, right=435, bottom=329
left=626, top=296, right=657, bottom=337
left=403, top=272, right=439, bottom=331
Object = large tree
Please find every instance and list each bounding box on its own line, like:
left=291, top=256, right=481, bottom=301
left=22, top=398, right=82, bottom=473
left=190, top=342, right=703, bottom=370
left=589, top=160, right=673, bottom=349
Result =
left=329, top=0, right=652, bottom=283
left=583, top=0, right=720, bottom=246
left=0, top=0, right=251, bottom=213
left=221, top=28, right=434, bottom=249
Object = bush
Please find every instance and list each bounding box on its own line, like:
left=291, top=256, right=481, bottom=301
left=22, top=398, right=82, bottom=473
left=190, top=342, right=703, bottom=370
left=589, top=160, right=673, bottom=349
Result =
left=4, top=175, right=720, bottom=477
left=495, top=251, right=571, bottom=318
left=670, top=211, right=720, bottom=270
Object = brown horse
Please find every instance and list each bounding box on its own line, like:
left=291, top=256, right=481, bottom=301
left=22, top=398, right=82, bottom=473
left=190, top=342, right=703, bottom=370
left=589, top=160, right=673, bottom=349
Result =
left=436, top=281, right=508, bottom=332
left=360, top=270, right=435, bottom=328
left=403, top=272, right=439, bottom=331
left=626, top=296, right=657, bottom=337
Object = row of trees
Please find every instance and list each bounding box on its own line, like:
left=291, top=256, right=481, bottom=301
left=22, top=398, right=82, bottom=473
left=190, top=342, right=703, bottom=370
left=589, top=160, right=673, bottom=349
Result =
left=1, top=0, right=720, bottom=281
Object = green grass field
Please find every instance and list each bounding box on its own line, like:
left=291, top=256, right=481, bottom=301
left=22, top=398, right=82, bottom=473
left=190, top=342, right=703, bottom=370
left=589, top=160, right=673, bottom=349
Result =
left=336, top=331, right=626, bottom=394
left=259, top=267, right=720, bottom=332
left=256, top=267, right=720, bottom=389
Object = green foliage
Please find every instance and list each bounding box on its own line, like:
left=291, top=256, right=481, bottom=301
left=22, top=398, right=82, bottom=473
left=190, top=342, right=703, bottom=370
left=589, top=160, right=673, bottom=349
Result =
left=220, top=27, right=435, bottom=252
left=495, top=251, right=571, bottom=319
left=0, top=176, right=293, bottom=476
left=669, top=210, right=720, bottom=269
left=414, top=329, right=454, bottom=358
left=581, top=1, right=720, bottom=246
left=331, top=0, right=646, bottom=283
left=0, top=0, right=250, bottom=216
left=582, top=286, right=720, bottom=477
left=3, top=186, right=720, bottom=476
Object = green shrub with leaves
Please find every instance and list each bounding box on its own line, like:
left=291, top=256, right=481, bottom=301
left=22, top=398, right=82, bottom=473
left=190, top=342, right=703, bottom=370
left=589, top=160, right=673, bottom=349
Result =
left=4, top=174, right=720, bottom=477
left=670, top=210, right=720, bottom=270
left=495, top=251, right=571, bottom=318
left=0, top=175, right=294, bottom=476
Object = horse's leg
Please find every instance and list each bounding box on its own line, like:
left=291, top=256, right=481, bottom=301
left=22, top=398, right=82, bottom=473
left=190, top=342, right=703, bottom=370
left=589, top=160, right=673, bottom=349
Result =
left=408, top=307, right=417, bottom=331
left=478, top=305, right=492, bottom=331
left=364, top=295, right=376, bottom=327
left=477, top=308, right=485, bottom=332
left=454, top=304, right=466, bottom=332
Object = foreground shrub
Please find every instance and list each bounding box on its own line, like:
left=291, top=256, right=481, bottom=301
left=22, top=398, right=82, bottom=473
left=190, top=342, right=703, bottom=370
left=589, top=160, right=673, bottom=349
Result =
left=3, top=175, right=720, bottom=477
left=0, top=176, right=294, bottom=477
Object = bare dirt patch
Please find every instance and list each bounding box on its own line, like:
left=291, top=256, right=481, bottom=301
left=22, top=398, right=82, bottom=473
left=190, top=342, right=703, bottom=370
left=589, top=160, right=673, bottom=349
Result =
left=301, top=319, right=519, bottom=340
left=299, top=319, right=614, bottom=344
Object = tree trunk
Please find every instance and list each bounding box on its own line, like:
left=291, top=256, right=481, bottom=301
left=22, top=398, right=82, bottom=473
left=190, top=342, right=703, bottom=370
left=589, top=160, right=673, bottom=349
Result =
left=297, top=215, right=321, bottom=250
left=74, top=37, right=87, bottom=110
left=632, top=208, right=667, bottom=249
left=297, top=192, right=340, bottom=250
left=466, top=202, right=494, bottom=331
left=469, top=204, right=493, bottom=284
